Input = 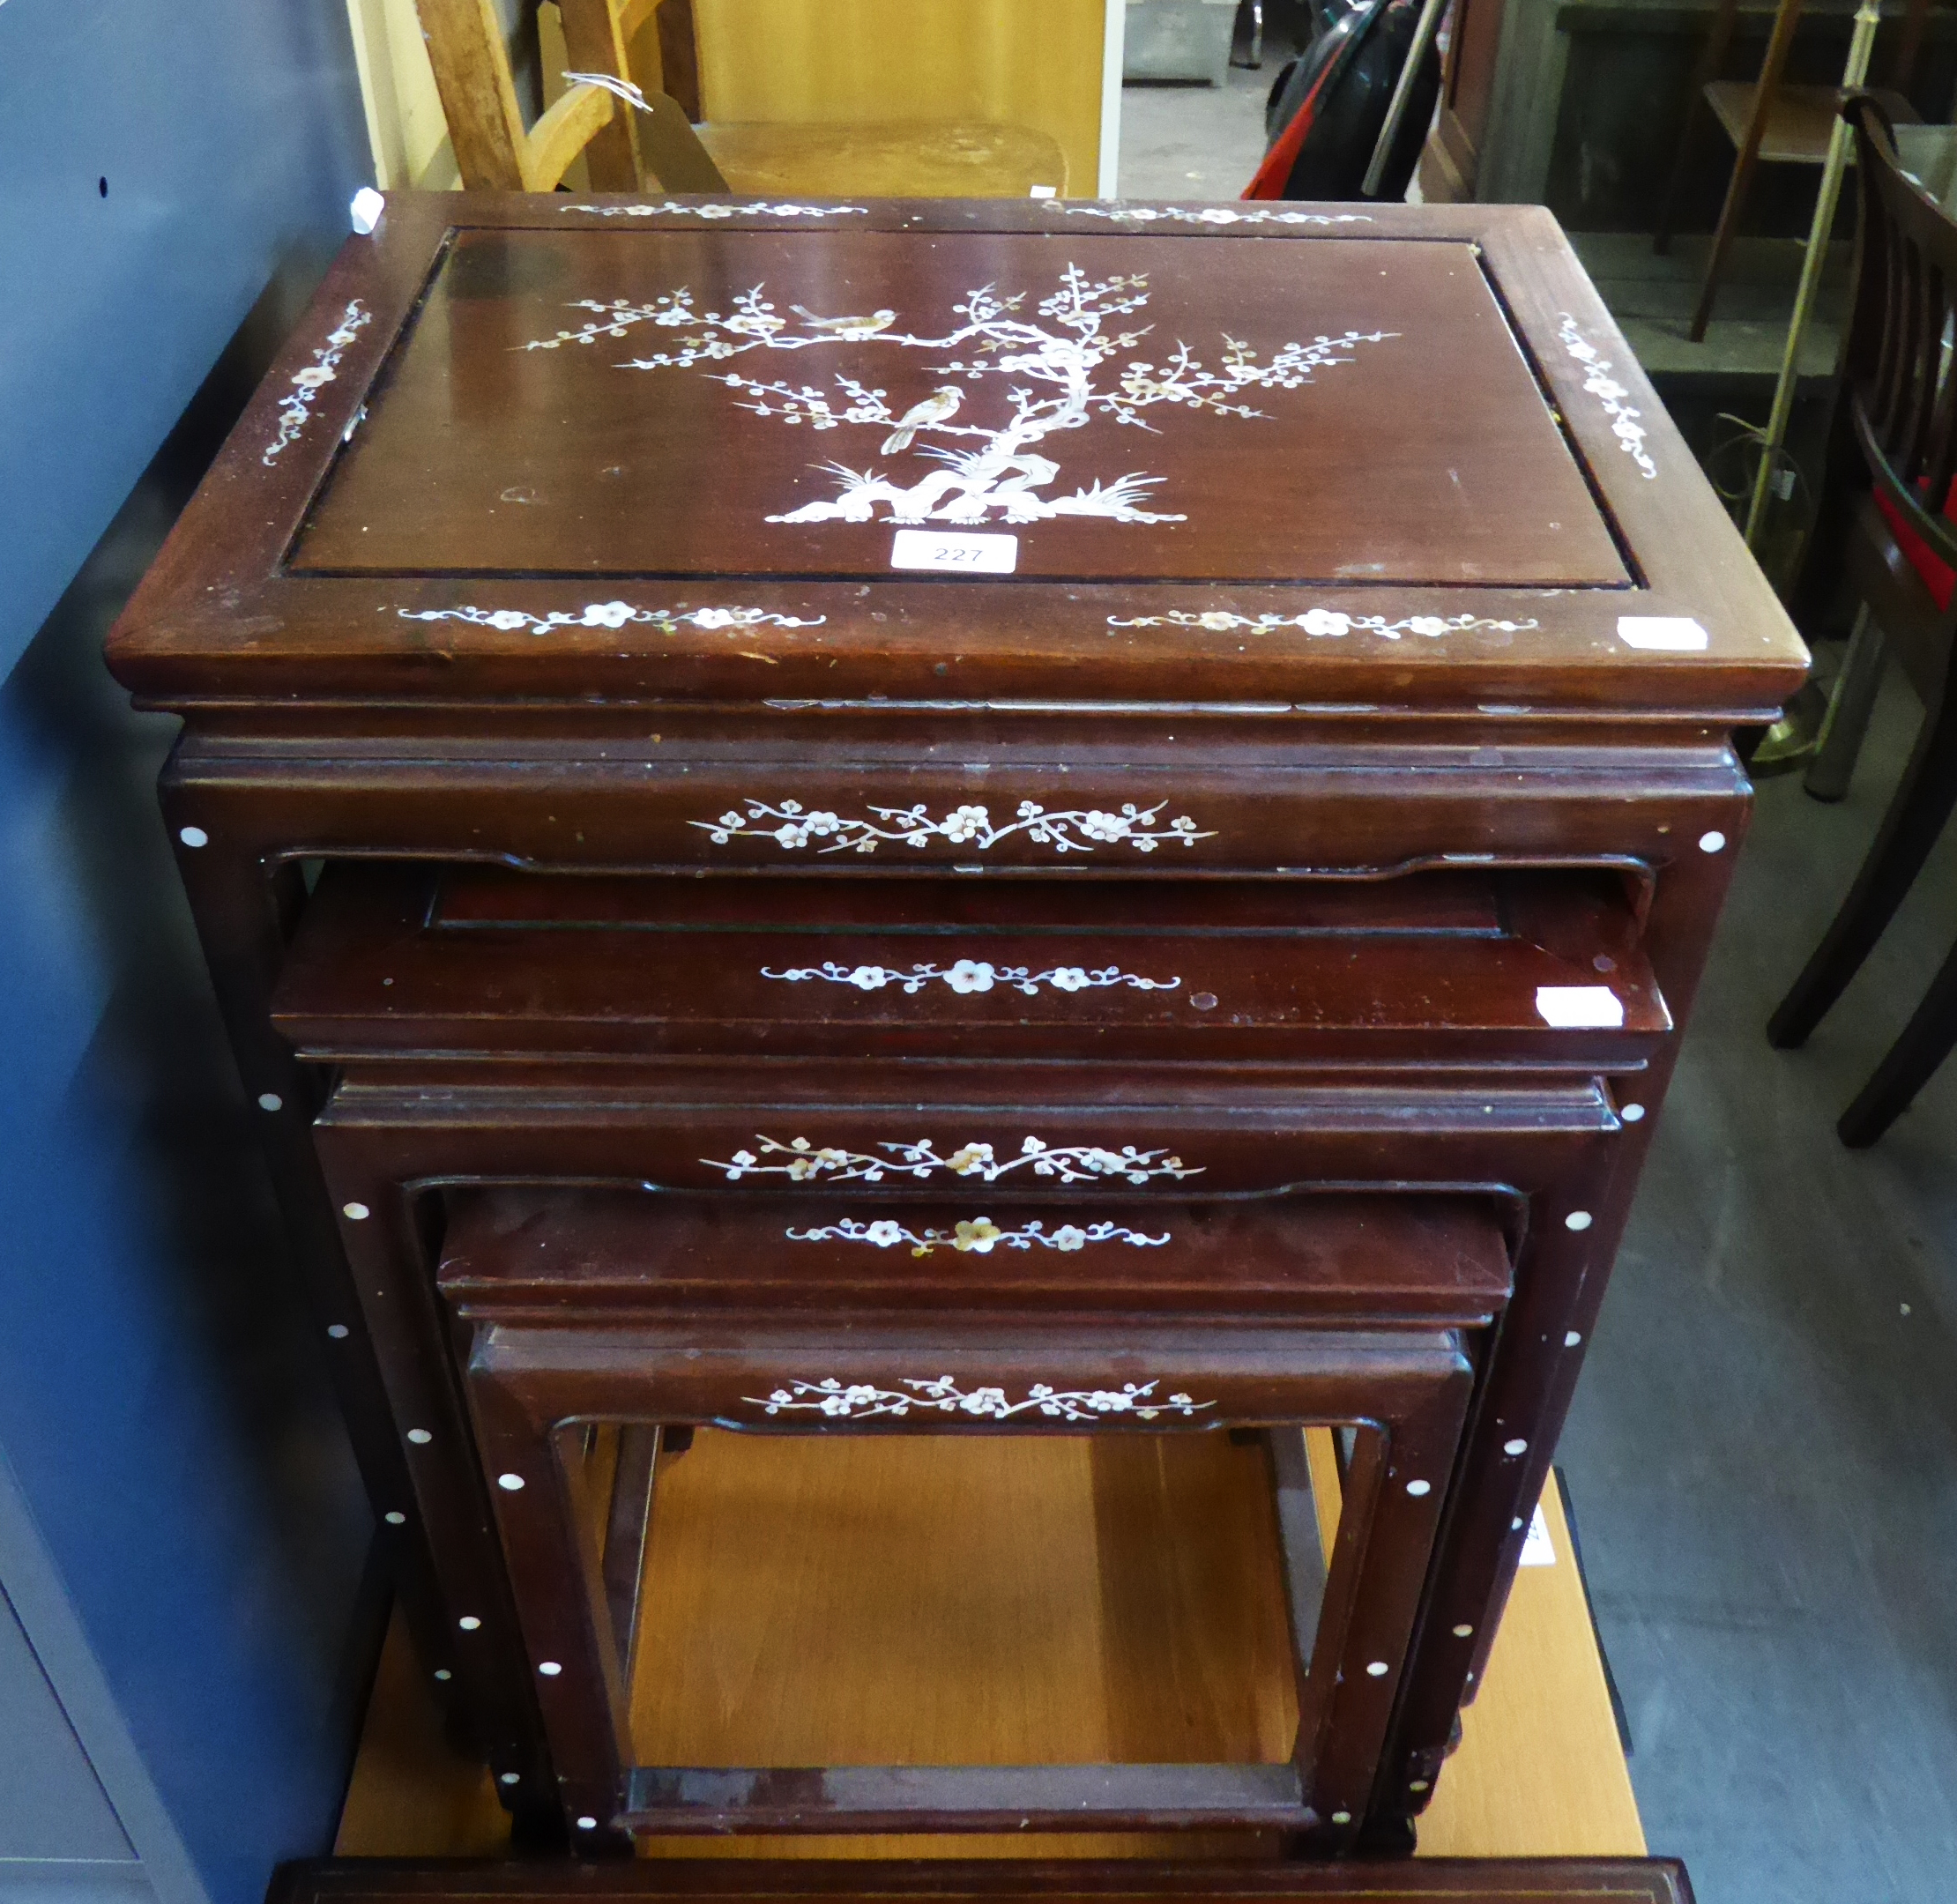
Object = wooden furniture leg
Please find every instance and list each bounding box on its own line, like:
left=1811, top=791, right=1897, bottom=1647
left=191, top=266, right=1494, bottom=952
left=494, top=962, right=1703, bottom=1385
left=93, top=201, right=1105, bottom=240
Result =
left=1891, top=0, right=1931, bottom=92
left=1655, top=0, right=1741, bottom=257
left=1837, top=923, right=1957, bottom=1141
left=154, top=804, right=559, bottom=1826
left=1267, top=1426, right=1328, bottom=1698
left=1770, top=667, right=1957, bottom=1046
left=464, top=1318, right=1473, bottom=1847
left=1804, top=606, right=1888, bottom=801
left=1383, top=830, right=1745, bottom=1832
left=1689, top=0, right=1806, bottom=341
left=600, top=1424, right=662, bottom=1678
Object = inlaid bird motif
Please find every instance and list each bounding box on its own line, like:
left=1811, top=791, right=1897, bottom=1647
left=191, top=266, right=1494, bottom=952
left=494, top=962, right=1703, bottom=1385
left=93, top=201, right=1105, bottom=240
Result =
left=791, top=305, right=897, bottom=339
left=881, top=385, right=963, bottom=454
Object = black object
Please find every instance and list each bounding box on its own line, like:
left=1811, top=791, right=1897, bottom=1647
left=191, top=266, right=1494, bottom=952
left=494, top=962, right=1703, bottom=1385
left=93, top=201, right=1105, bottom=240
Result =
left=1257, top=0, right=1440, bottom=202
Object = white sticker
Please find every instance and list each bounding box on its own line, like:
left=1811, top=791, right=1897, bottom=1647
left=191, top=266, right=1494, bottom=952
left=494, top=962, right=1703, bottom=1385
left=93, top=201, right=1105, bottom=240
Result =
left=350, top=186, right=385, bottom=235
left=1029, top=183, right=1058, bottom=199
left=890, top=529, right=1018, bottom=574
left=1535, top=985, right=1625, bottom=1029
left=1519, top=1502, right=1556, bottom=1567
left=1617, top=615, right=1708, bottom=651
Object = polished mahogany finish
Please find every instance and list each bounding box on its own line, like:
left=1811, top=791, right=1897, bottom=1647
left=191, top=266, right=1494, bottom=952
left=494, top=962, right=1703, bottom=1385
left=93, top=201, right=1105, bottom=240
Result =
left=450, top=1177, right=1486, bottom=1842
left=439, top=1185, right=1514, bottom=1320
left=272, top=862, right=1670, bottom=1067
left=105, top=189, right=1805, bottom=1846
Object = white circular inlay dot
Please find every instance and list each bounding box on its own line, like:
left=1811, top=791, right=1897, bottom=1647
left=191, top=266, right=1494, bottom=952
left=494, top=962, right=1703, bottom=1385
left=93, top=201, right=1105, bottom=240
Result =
left=499, top=1774, right=520, bottom=1786
left=433, top=1669, right=451, bottom=1682
left=1453, top=1624, right=1474, bottom=1638
left=497, top=1472, right=525, bottom=1491
left=577, top=1817, right=599, bottom=1832
left=1405, top=1479, right=1431, bottom=1497
left=1365, top=1661, right=1389, bottom=1677
left=1565, top=1330, right=1582, bottom=1348
left=178, top=826, right=209, bottom=849
left=258, top=1093, right=283, bottom=1112
left=1621, top=1102, right=1646, bottom=1122
left=1409, top=1780, right=1430, bottom=1793
left=458, top=1616, right=481, bottom=1631
left=1699, top=830, right=1727, bottom=854
left=326, top=1323, right=349, bottom=1339
left=1565, top=1210, right=1593, bottom=1231
left=406, top=1428, right=432, bottom=1445
left=343, top=1201, right=371, bottom=1221
left=1503, top=1438, right=1528, bottom=1456
left=539, top=1661, right=562, bottom=1677
left=384, top=1511, right=406, bottom=1526
left=1331, top=1811, right=1351, bottom=1826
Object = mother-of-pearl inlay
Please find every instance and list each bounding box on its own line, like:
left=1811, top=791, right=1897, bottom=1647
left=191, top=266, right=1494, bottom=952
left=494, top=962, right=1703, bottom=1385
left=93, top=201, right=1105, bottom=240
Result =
left=561, top=200, right=869, bottom=219
left=525, top=263, right=1393, bottom=528
left=759, top=958, right=1179, bottom=997
left=263, top=300, right=369, bottom=465
left=696, top=798, right=1212, bottom=856
left=1556, top=314, right=1656, bottom=480
left=396, top=600, right=822, bottom=636
left=702, top=1133, right=1202, bottom=1186
left=1107, top=608, right=1540, bottom=639
left=746, top=1377, right=1213, bottom=1423
left=785, top=1216, right=1169, bottom=1255
left=1049, top=205, right=1373, bottom=229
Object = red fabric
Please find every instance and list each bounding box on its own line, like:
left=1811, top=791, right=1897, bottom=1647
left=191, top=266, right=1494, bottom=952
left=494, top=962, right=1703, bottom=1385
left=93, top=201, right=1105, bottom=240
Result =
left=1242, top=53, right=1343, bottom=199
left=1875, top=483, right=1957, bottom=613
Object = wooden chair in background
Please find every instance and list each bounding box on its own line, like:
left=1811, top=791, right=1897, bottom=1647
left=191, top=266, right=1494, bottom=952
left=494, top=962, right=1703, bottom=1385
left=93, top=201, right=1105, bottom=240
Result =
left=526, top=0, right=1074, bottom=198
left=1654, top=0, right=1929, bottom=342
left=1769, top=93, right=1957, bottom=1143
left=413, top=0, right=651, bottom=189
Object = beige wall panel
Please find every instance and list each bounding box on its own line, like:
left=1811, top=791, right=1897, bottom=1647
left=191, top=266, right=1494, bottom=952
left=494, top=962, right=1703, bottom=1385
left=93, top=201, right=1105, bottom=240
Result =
left=345, top=0, right=463, bottom=190
left=693, top=0, right=1106, bottom=196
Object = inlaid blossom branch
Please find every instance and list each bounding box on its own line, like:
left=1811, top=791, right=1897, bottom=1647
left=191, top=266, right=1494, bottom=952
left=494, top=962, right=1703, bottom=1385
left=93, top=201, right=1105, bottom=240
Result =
left=746, top=1376, right=1212, bottom=1423
left=759, top=958, right=1179, bottom=997
left=1556, top=315, right=1656, bottom=480
left=1049, top=205, right=1373, bottom=229
left=695, top=798, right=1212, bottom=856
left=264, top=301, right=369, bottom=465
left=561, top=200, right=869, bottom=220
left=396, top=599, right=822, bottom=637
left=700, top=1133, right=1202, bottom=1186
left=1106, top=608, right=1540, bottom=639
left=523, top=263, right=1394, bottom=526
left=785, top=1216, right=1169, bottom=1256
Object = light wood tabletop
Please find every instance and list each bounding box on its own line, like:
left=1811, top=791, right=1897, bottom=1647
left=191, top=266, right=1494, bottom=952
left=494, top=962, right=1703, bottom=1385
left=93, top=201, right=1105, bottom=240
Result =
left=337, top=1432, right=1642, bottom=1862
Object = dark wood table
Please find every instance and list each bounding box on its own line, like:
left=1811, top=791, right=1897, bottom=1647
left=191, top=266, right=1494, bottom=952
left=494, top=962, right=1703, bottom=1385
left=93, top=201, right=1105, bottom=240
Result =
left=107, top=190, right=1804, bottom=1848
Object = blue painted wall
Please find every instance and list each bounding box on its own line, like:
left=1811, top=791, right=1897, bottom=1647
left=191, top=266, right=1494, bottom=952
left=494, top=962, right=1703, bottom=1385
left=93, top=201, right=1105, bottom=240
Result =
left=0, top=6, right=385, bottom=1904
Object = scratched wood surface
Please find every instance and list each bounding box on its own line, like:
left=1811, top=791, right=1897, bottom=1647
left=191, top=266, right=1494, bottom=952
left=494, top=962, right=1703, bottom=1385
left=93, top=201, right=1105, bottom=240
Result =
left=336, top=1439, right=1642, bottom=1860
left=290, top=228, right=1621, bottom=587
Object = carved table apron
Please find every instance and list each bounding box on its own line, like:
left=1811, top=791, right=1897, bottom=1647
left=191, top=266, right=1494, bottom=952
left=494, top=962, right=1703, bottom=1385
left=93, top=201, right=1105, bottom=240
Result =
left=105, top=190, right=1807, bottom=1844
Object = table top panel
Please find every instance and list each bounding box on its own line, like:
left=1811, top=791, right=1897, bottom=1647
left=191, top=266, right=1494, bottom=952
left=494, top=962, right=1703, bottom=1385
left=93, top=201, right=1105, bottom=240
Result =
left=105, top=195, right=1809, bottom=719
left=290, top=227, right=1626, bottom=589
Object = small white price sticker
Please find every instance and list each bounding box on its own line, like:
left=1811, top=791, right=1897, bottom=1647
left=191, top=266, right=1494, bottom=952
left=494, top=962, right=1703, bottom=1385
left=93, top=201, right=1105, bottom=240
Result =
left=890, top=529, right=1018, bottom=574
left=1519, top=1502, right=1556, bottom=1567
left=1617, top=615, right=1708, bottom=651
left=1535, top=985, right=1625, bottom=1029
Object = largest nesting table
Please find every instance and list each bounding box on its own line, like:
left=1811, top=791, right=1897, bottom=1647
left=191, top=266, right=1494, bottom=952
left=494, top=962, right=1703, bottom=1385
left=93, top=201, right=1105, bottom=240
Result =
left=106, top=190, right=1804, bottom=1851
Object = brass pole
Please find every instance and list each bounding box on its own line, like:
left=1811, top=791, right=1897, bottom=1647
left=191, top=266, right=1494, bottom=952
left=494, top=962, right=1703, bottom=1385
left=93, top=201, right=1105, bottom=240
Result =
left=1745, top=0, right=1882, bottom=546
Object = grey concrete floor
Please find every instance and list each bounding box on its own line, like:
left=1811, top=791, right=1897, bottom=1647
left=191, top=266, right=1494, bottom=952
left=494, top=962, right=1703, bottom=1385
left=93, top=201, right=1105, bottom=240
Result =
left=1110, top=63, right=1957, bottom=1897
left=1116, top=63, right=1281, bottom=200
left=1558, top=671, right=1957, bottom=1901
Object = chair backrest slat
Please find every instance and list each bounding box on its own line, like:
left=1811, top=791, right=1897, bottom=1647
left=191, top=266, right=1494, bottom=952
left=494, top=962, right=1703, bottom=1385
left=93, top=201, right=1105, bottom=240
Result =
left=414, top=0, right=651, bottom=191
left=1844, top=93, right=1957, bottom=568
